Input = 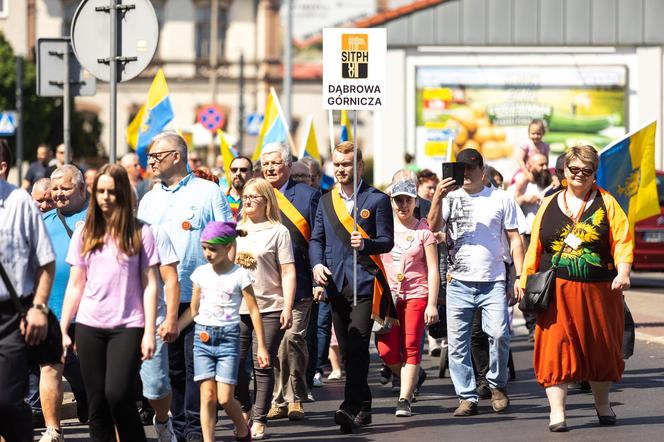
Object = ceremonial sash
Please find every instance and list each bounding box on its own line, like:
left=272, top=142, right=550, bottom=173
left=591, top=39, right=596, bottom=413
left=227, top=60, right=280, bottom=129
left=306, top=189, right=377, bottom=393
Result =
left=322, top=187, right=398, bottom=327
left=275, top=189, right=311, bottom=262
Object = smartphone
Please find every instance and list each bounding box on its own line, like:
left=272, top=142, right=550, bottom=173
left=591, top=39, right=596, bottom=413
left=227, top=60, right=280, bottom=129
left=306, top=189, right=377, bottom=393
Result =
left=442, top=162, right=465, bottom=186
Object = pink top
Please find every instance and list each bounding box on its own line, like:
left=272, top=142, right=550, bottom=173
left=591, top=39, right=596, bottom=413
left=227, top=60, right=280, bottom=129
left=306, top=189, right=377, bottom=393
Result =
left=381, top=219, right=436, bottom=300
left=520, top=141, right=550, bottom=161
left=66, top=224, right=160, bottom=328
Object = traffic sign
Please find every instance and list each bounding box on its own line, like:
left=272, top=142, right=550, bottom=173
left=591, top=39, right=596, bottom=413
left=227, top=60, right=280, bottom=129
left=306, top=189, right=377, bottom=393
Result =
left=322, top=28, right=386, bottom=110
left=246, top=113, right=263, bottom=136
left=0, top=112, right=17, bottom=136
left=197, top=105, right=225, bottom=132
left=36, top=38, right=96, bottom=97
left=71, top=0, right=159, bottom=83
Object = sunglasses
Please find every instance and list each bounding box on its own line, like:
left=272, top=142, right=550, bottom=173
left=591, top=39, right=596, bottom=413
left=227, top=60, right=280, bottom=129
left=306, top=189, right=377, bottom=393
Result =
left=230, top=167, right=249, bottom=173
left=567, top=165, right=594, bottom=177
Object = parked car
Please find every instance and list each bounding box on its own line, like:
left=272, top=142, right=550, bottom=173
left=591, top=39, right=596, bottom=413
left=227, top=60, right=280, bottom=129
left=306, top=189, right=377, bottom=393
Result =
left=633, top=170, right=664, bottom=270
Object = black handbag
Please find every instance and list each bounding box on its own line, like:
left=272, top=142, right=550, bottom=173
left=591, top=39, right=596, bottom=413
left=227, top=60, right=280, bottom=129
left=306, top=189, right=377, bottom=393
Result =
left=0, top=261, right=63, bottom=365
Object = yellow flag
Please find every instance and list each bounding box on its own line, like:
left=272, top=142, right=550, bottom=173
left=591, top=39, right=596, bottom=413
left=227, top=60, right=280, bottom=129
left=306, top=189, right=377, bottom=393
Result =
left=300, top=115, right=321, bottom=162
left=126, top=104, right=146, bottom=149
left=218, top=129, right=236, bottom=185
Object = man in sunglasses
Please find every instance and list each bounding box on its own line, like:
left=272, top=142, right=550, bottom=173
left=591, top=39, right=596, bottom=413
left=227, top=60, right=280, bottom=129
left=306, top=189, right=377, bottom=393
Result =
left=227, top=156, right=253, bottom=221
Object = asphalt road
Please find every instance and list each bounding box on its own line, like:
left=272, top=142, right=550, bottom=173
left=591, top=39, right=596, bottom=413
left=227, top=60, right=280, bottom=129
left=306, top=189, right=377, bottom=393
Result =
left=47, top=330, right=664, bottom=442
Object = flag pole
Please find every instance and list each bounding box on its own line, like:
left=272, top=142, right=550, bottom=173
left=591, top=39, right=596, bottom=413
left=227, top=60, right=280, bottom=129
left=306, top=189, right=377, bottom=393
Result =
left=353, top=109, right=358, bottom=307
left=328, top=109, right=335, bottom=154
left=270, top=87, right=298, bottom=156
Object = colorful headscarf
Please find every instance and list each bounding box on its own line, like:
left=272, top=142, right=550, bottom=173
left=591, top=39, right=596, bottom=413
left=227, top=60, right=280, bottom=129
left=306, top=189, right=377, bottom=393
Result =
left=201, top=221, right=238, bottom=245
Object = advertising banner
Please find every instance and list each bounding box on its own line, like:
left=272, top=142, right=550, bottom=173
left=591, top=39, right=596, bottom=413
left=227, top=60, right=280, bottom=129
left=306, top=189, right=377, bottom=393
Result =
left=415, top=65, right=627, bottom=175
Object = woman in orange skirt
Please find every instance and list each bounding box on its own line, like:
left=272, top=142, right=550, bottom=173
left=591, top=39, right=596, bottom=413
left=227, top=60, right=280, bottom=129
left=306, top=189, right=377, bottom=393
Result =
left=520, top=145, right=633, bottom=432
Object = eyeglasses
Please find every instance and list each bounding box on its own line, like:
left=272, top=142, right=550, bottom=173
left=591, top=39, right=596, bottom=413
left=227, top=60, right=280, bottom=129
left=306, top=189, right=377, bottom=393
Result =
left=230, top=167, right=249, bottom=173
left=567, top=165, right=594, bottom=177
left=241, top=194, right=265, bottom=202
left=148, top=150, right=177, bottom=163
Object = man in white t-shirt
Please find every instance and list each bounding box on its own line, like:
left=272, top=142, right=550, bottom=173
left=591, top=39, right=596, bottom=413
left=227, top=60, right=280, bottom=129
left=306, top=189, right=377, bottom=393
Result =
left=433, top=149, right=524, bottom=417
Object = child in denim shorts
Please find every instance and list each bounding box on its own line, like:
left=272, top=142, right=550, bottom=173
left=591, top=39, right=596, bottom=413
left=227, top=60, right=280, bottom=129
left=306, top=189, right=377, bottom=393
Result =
left=179, top=221, right=269, bottom=441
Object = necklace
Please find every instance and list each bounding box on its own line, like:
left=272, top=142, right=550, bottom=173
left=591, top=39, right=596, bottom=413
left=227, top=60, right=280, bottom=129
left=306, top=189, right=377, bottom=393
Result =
left=562, top=188, right=593, bottom=221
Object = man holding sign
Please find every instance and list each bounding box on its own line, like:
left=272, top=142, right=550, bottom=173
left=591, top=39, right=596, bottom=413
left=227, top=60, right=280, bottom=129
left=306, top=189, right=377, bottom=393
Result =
left=310, top=142, right=395, bottom=433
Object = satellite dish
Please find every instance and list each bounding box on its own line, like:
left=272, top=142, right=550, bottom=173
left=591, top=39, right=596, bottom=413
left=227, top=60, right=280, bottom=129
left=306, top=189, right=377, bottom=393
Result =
left=71, top=0, right=159, bottom=82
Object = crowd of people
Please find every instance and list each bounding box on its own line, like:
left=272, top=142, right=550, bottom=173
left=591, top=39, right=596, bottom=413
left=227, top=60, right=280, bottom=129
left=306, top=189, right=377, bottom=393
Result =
left=0, top=117, right=633, bottom=442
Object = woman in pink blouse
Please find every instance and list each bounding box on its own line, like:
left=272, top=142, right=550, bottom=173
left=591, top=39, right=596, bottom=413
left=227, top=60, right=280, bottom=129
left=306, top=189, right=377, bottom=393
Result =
left=60, top=164, right=159, bottom=441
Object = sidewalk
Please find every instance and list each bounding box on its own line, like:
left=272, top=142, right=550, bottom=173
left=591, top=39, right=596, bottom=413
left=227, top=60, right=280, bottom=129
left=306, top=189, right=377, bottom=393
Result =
left=625, top=288, right=664, bottom=345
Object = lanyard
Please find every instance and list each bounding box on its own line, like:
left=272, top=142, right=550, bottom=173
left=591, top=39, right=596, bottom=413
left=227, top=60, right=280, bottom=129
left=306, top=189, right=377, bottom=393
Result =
left=562, top=187, right=593, bottom=222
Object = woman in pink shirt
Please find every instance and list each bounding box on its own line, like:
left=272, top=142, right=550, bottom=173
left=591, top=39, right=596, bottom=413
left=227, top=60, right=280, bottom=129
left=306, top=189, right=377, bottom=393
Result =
left=378, top=180, right=440, bottom=418
left=60, top=164, right=159, bottom=441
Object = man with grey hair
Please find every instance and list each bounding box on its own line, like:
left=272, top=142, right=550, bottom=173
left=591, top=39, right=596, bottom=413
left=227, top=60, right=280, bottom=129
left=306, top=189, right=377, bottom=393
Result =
left=290, top=161, right=312, bottom=186
left=31, top=178, right=55, bottom=214
left=27, top=164, right=90, bottom=438
left=260, top=142, right=321, bottom=422
left=138, top=131, right=232, bottom=441
left=299, top=157, right=322, bottom=190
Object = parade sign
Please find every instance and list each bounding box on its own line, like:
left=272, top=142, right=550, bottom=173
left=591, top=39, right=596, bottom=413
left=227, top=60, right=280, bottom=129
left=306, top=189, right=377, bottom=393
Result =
left=197, top=104, right=225, bottom=132
left=322, top=28, right=386, bottom=110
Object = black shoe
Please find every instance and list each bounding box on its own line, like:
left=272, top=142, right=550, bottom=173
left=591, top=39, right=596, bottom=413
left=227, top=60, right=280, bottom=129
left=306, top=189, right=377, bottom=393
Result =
left=549, top=421, right=569, bottom=432
left=477, top=383, right=492, bottom=400
left=579, top=381, right=592, bottom=391
left=139, top=405, right=155, bottom=426
left=334, top=409, right=358, bottom=434
left=595, top=408, right=617, bottom=426
left=32, top=410, right=45, bottom=429
left=354, top=410, right=372, bottom=426
left=430, top=347, right=441, bottom=357
left=379, top=364, right=392, bottom=385
left=75, top=397, right=88, bottom=424
left=413, top=368, right=427, bottom=397
left=395, top=399, right=412, bottom=417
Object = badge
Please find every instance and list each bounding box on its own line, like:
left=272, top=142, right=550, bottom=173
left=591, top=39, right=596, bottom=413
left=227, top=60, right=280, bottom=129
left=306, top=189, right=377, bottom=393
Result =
left=199, top=331, right=210, bottom=343
left=360, top=209, right=370, bottom=219
left=405, top=234, right=413, bottom=242
left=396, top=272, right=405, bottom=282
left=564, top=233, right=582, bottom=250
left=182, top=220, right=192, bottom=231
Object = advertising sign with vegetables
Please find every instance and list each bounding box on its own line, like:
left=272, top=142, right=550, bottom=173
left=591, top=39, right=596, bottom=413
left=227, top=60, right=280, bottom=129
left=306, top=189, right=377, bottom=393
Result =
left=415, top=65, right=626, bottom=173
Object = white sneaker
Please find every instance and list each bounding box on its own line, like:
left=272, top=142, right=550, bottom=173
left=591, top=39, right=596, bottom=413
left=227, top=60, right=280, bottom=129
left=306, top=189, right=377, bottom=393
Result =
left=327, top=370, right=342, bottom=380
left=39, top=426, right=64, bottom=442
left=153, top=415, right=177, bottom=442
left=313, top=372, right=324, bottom=387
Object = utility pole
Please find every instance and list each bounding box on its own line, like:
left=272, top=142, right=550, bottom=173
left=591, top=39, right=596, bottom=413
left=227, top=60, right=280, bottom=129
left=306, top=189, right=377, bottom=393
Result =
left=15, top=56, right=24, bottom=186
left=239, top=53, right=245, bottom=154
left=208, top=0, right=219, bottom=166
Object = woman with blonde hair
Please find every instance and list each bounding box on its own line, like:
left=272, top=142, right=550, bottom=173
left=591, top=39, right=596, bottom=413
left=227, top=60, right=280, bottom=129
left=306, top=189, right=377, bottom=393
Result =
left=233, top=177, right=295, bottom=439
left=521, top=145, right=632, bottom=432
left=60, top=164, right=160, bottom=441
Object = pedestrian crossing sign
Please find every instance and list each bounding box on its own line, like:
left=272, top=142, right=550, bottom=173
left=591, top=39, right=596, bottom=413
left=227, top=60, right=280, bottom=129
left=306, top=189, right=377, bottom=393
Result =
left=0, top=111, right=16, bottom=136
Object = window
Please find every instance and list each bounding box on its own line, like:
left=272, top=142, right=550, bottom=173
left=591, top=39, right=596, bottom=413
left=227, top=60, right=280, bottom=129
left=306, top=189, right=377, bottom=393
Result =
left=195, top=1, right=228, bottom=61
left=0, top=0, right=8, bottom=18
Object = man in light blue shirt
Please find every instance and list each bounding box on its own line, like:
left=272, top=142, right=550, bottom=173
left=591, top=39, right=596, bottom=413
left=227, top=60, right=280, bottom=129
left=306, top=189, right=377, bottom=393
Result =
left=138, top=131, right=231, bottom=441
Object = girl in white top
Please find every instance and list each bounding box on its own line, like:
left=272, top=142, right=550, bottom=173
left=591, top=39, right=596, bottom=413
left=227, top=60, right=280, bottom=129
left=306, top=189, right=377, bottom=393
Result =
left=179, top=221, right=268, bottom=442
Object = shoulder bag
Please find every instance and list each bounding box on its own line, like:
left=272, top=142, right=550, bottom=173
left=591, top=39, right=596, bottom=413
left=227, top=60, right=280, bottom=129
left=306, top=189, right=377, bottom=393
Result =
left=0, top=260, right=63, bottom=365
left=519, top=189, right=591, bottom=314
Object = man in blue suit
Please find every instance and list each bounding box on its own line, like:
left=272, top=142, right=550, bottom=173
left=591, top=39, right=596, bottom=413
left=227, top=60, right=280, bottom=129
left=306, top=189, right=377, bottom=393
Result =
left=310, top=141, right=395, bottom=433
left=261, top=142, right=322, bottom=421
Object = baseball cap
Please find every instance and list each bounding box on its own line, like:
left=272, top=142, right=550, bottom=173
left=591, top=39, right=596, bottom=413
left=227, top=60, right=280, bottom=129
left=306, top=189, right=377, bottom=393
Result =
left=390, top=180, right=417, bottom=198
left=456, top=148, right=484, bottom=169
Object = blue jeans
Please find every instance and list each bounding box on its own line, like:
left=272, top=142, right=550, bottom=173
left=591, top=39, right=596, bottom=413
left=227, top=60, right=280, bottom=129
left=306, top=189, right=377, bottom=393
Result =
left=446, top=279, right=510, bottom=402
left=193, top=323, right=241, bottom=384
left=316, top=300, right=332, bottom=372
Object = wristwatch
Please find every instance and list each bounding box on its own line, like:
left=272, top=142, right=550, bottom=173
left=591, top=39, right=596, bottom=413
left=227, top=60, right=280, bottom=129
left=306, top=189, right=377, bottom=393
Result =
left=32, top=303, right=50, bottom=315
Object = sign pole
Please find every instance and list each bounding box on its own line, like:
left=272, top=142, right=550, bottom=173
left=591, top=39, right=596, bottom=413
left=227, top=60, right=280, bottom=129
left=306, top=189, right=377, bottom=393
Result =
left=238, top=53, right=245, bottom=154
left=63, top=41, right=71, bottom=165
left=352, top=109, right=358, bottom=306
left=15, top=56, right=24, bottom=186
left=108, top=0, right=118, bottom=164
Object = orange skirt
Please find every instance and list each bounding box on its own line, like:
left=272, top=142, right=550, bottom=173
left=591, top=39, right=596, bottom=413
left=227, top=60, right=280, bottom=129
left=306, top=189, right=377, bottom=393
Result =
left=533, top=279, right=624, bottom=388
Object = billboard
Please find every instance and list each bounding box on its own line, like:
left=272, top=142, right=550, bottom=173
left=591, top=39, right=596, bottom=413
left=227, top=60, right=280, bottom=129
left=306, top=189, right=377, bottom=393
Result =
left=415, top=65, right=627, bottom=175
